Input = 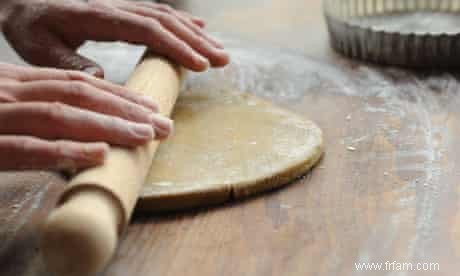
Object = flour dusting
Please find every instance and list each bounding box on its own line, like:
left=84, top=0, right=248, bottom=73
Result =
left=78, top=35, right=456, bottom=267
left=185, top=34, right=456, bottom=267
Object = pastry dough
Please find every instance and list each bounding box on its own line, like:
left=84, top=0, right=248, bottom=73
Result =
left=138, top=89, right=323, bottom=211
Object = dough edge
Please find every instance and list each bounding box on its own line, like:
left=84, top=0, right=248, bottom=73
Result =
left=136, top=92, right=324, bottom=212
left=136, top=140, right=323, bottom=212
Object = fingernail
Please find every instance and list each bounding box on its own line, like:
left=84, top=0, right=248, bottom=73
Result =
left=83, top=143, right=109, bottom=162
left=216, top=49, right=230, bottom=61
left=150, top=114, right=173, bottom=132
left=85, top=142, right=109, bottom=153
left=195, top=57, right=210, bottom=71
left=141, top=95, right=159, bottom=112
left=133, top=124, right=155, bottom=139
left=83, top=67, right=103, bottom=78
left=194, top=17, right=206, bottom=25
left=193, top=15, right=204, bottom=21
left=155, top=122, right=174, bottom=139
left=212, top=38, right=224, bottom=49
left=206, top=49, right=230, bottom=67
left=217, top=49, right=228, bottom=55
left=203, top=58, right=211, bottom=67
left=64, top=143, right=108, bottom=171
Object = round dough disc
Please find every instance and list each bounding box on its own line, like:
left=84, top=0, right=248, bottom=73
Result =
left=137, top=90, right=324, bottom=211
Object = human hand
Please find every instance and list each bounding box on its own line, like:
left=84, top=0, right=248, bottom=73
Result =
left=0, top=0, right=229, bottom=77
left=0, top=63, right=173, bottom=171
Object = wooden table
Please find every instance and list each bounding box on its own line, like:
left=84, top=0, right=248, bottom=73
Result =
left=1, top=1, right=459, bottom=275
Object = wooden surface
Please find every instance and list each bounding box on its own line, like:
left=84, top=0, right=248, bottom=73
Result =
left=1, top=0, right=460, bottom=275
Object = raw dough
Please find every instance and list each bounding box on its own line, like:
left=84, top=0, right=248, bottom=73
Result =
left=138, top=89, right=323, bottom=211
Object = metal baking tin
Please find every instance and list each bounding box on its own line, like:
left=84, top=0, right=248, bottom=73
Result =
left=324, top=0, right=460, bottom=68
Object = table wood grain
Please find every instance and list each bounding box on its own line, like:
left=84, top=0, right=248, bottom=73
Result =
left=1, top=0, right=459, bottom=275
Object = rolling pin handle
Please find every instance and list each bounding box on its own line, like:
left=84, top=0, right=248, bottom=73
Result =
left=41, top=188, right=122, bottom=276
left=41, top=55, right=182, bottom=276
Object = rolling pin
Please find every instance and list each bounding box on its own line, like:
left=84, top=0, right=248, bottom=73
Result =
left=41, top=53, right=182, bottom=276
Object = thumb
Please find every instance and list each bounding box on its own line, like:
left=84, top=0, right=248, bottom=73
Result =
left=28, top=31, right=105, bottom=78
left=56, top=49, right=105, bottom=78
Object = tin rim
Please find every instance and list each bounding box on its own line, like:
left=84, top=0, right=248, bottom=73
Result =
left=324, top=0, right=460, bottom=68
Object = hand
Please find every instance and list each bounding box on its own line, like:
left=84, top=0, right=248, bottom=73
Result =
left=0, top=0, right=229, bottom=77
left=0, top=62, right=173, bottom=171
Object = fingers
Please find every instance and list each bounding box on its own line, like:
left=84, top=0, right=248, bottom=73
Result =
left=4, top=23, right=105, bottom=77
left=7, top=80, right=166, bottom=129
left=122, top=6, right=228, bottom=67
left=157, top=14, right=228, bottom=67
left=0, top=64, right=173, bottom=140
left=175, top=12, right=223, bottom=49
left=177, top=11, right=206, bottom=28
left=83, top=7, right=210, bottom=71
left=136, top=2, right=206, bottom=28
left=12, top=67, right=159, bottom=112
left=133, top=2, right=222, bottom=48
left=64, top=3, right=227, bottom=71
left=3, top=0, right=228, bottom=72
left=35, top=32, right=105, bottom=78
left=0, top=136, right=108, bottom=171
left=0, top=102, right=156, bottom=147
left=3, top=0, right=229, bottom=73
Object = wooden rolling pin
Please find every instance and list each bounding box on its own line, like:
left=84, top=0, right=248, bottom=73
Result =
left=41, top=53, right=182, bottom=276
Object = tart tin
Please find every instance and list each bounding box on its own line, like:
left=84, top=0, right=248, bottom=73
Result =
left=324, top=0, right=460, bottom=68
